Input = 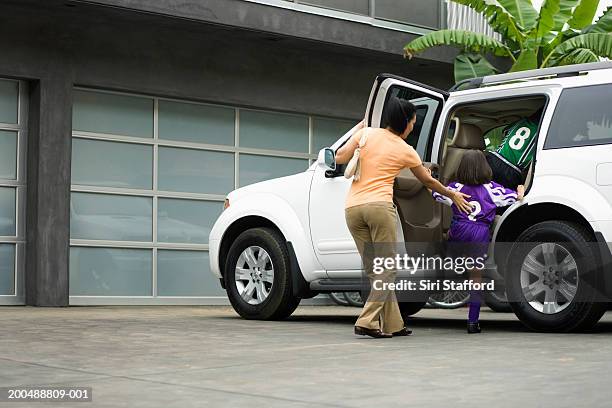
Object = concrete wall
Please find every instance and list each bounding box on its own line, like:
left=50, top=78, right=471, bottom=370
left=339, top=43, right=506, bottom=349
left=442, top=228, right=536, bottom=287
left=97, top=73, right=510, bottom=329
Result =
left=0, top=0, right=454, bottom=305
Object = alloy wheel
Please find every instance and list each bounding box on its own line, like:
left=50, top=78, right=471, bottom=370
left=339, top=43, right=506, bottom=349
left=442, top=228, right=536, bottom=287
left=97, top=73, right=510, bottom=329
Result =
left=520, top=243, right=578, bottom=314
left=235, top=246, right=274, bottom=305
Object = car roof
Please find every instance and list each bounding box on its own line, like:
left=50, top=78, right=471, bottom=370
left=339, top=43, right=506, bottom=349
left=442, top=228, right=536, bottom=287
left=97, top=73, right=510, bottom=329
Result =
left=449, top=61, right=612, bottom=95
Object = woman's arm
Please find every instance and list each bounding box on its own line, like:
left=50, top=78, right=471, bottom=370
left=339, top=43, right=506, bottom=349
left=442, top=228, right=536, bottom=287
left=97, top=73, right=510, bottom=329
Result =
left=335, top=129, right=362, bottom=165
left=411, top=165, right=472, bottom=214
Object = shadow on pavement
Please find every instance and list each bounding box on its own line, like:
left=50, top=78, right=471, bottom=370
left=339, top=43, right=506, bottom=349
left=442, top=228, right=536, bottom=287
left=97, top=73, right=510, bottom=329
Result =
left=215, top=310, right=612, bottom=334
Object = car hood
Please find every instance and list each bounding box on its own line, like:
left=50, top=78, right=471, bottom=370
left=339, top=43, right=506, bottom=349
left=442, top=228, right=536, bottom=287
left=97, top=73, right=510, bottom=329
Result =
left=228, top=171, right=314, bottom=203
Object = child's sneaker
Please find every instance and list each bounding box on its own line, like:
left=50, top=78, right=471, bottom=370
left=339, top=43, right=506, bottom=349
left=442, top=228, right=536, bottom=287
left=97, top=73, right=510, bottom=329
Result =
left=467, top=322, right=481, bottom=334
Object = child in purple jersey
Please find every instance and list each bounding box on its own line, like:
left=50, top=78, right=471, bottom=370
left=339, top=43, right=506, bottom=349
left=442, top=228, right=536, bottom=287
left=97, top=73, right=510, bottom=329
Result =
left=432, top=150, right=524, bottom=334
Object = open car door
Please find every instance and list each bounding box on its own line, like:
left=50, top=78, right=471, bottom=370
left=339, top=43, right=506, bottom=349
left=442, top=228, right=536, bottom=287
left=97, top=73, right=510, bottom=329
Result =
left=308, top=74, right=448, bottom=277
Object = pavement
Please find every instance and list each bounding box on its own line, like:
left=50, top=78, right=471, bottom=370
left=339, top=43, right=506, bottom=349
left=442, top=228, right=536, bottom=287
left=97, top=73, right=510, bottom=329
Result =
left=1, top=305, right=612, bottom=408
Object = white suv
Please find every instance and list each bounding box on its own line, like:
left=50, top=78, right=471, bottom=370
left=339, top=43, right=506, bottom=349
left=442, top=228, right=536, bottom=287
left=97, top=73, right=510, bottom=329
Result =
left=209, top=62, right=612, bottom=332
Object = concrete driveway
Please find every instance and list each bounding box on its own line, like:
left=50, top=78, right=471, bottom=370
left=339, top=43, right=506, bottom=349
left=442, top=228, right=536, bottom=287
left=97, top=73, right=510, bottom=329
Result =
left=1, top=305, right=611, bottom=407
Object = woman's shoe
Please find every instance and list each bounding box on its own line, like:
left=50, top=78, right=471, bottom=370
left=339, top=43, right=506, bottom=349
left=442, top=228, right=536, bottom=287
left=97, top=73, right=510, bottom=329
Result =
left=392, top=327, right=413, bottom=337
left=467, top=322, right=482, bottom=334
left=354, top=326, right=392, bottom=338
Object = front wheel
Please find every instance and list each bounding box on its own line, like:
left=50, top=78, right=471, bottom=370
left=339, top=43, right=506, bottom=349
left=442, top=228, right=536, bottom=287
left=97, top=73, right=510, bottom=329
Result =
left=505, top=221, right=606, bottom=332
left=225, top=227, right=300, bottom=320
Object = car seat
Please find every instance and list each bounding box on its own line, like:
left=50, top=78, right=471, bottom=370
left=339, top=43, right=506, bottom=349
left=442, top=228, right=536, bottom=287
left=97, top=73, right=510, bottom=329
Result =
left=440, top=120, right=486, bottom=184
left=440, top=119, right=486, bottom=233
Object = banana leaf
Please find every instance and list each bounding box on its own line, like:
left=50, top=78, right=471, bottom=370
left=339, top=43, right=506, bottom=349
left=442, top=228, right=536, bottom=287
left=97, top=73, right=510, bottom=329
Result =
left=534, top=0, right=561, bottom=39
left=553, top=0, right=581, bottom=31
left=497, top=0, right=539, bottom=30
left=451, top=0, right=524, bottom=42
left=545, top=32, right=612, bottom=65
left=557, top=48, right=601, bottom=64
left=405, top=30, right=511, bottom=59
left=510, top=49, right=538, bottom=71
left=568, top=0, right=600, bottom=30
left=583, top=6, right=612, bottom=33
left=454, top=52, right=500, bottom=82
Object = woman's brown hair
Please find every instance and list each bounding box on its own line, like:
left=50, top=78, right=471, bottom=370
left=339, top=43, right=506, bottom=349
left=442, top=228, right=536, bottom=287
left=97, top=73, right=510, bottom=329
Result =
left=455, top=149, right=492, bottom=186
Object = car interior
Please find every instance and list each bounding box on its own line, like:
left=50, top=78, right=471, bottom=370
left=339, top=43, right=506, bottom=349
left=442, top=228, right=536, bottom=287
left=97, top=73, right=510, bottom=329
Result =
left=393, top=95, right=547, bottom=249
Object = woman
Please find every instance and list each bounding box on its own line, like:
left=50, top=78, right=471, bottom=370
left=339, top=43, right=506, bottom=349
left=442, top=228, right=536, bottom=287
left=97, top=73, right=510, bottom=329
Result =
left=336, top=97, right=472, bottom=339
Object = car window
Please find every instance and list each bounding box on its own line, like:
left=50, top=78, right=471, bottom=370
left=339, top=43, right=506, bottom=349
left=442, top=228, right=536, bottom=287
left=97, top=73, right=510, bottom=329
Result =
left=545, top=84, right=612, bottom=149
left=483, top=125, right=506, bottom=151
left=381, top=86, right=441, bottom=159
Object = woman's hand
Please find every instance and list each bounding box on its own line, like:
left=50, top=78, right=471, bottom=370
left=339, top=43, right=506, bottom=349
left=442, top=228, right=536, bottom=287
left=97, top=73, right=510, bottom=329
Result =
left=450, top=190, right=472, bottom=214
left=411, top=165, right=471, bottom=214
left=335, top=129, right=361, bottom=164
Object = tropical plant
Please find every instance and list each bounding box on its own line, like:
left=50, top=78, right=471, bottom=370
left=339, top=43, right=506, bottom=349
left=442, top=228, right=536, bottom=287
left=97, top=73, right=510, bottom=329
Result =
left=404, top=0, right=612, bottom=83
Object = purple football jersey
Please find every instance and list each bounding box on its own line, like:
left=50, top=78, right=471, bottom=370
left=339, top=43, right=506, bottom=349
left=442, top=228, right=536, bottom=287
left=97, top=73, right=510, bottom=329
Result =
left=432, top=181, right=518, bottom=243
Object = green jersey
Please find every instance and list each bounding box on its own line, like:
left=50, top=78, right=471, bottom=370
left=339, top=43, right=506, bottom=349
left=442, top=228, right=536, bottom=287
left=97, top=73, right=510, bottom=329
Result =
left=495, top=118, right=538, bottom=170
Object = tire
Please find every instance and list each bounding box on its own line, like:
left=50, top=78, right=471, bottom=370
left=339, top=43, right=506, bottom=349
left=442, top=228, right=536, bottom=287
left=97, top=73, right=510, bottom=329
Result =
left=398, top=301, right=427, bottom=322
left=428, top=290, right=470, bottom=309
left=344, top=292, right=365, bottom=307
left=225, top=227, right=301, bottom=320
left=484, top=290, right=513, bottom=313
left=505, top=221, right=606, bottom=332
left=329, top=292, right=349, bottom=306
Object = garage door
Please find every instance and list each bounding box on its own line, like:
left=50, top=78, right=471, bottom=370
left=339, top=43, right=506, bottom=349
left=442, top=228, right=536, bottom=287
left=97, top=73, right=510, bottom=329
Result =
left=0, top=79, right=26, bottom=305
left=69, top=88, right=353, bottom=304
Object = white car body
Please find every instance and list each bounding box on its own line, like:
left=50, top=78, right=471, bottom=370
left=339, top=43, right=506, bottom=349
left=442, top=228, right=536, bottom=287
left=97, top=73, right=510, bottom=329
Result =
left=209, top=61, right=612, bottom=329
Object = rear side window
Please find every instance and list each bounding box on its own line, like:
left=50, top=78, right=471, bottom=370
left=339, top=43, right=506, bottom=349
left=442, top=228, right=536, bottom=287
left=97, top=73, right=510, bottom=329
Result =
left=545, top=84, right=612, bottom=149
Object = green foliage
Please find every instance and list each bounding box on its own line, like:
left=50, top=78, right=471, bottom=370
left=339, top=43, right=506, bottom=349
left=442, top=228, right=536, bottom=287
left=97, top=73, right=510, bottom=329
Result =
left=404, top=30, right=511, bottom=59
left=510, top=49, right=538, bottom=71
left=544, top=33, right=612, bottom=65
left=568, top=0, right=600, bottom=29
left=404, top=0, right=612, bottom=83
left=454, top=52, right=500, bottom=82
left=584, top=6, right=612, bottom=33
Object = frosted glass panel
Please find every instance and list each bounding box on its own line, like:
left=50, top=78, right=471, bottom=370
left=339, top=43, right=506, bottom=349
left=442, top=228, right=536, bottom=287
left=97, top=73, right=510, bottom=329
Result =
left=0, top=80, right=18, bottom=124
left=0, top=187, right=16, bottom=236
left=157, top=250, right=224, bottom=296
left=300, top=0, right=369, bottom=15
left=312, top=117, right=354, bottom=152
left=0, top=244, right=14, bottom=295
left=375, top=0, right=440, bottom=27
left=158, top=147, right=234, bottom=194
left=71, top=138, right=152, bottom=189
left=240, top=110, right=309, bottom=153
left=0, top=130, right=17, bottom=179
left=159, top=100, right=234, bottom=145
left=239, top=154, right=308, bottom=187
left=73, top=90, right=153, bottom=137
left=158, top=199, right=222, bottom=244
left=70, top=247, right=152, bottom=296
left=71, top=193, right=152, bottom=241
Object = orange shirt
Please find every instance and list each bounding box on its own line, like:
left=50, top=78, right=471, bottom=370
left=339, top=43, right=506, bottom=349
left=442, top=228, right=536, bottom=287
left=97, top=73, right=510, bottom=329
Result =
left=345, top=128, right=422, bottom=209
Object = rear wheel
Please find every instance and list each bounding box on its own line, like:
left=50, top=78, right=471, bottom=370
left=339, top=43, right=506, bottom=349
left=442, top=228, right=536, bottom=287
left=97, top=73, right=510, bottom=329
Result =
left=344, top=292, right=365, bottom=307
left=428, top=290, right=470, bottom=309
left=505, top=221, right=606, bottom=332
left=484, top=290, right=512, bottom=312
left=225, top=228, right=300, bottom=320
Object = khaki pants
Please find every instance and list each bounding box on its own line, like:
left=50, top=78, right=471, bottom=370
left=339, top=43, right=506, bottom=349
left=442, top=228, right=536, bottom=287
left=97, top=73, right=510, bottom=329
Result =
left=345, top=201, right=404, bottom=334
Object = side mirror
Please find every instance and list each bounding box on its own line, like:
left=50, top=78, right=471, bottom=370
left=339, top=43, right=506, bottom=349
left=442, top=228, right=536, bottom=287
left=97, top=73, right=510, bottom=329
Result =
left=317, top=148, right=336, bottom=171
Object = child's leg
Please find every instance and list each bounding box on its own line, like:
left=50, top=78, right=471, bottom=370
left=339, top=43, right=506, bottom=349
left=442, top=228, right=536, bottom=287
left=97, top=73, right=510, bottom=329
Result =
left=468, top=269, right=482, bottom=323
